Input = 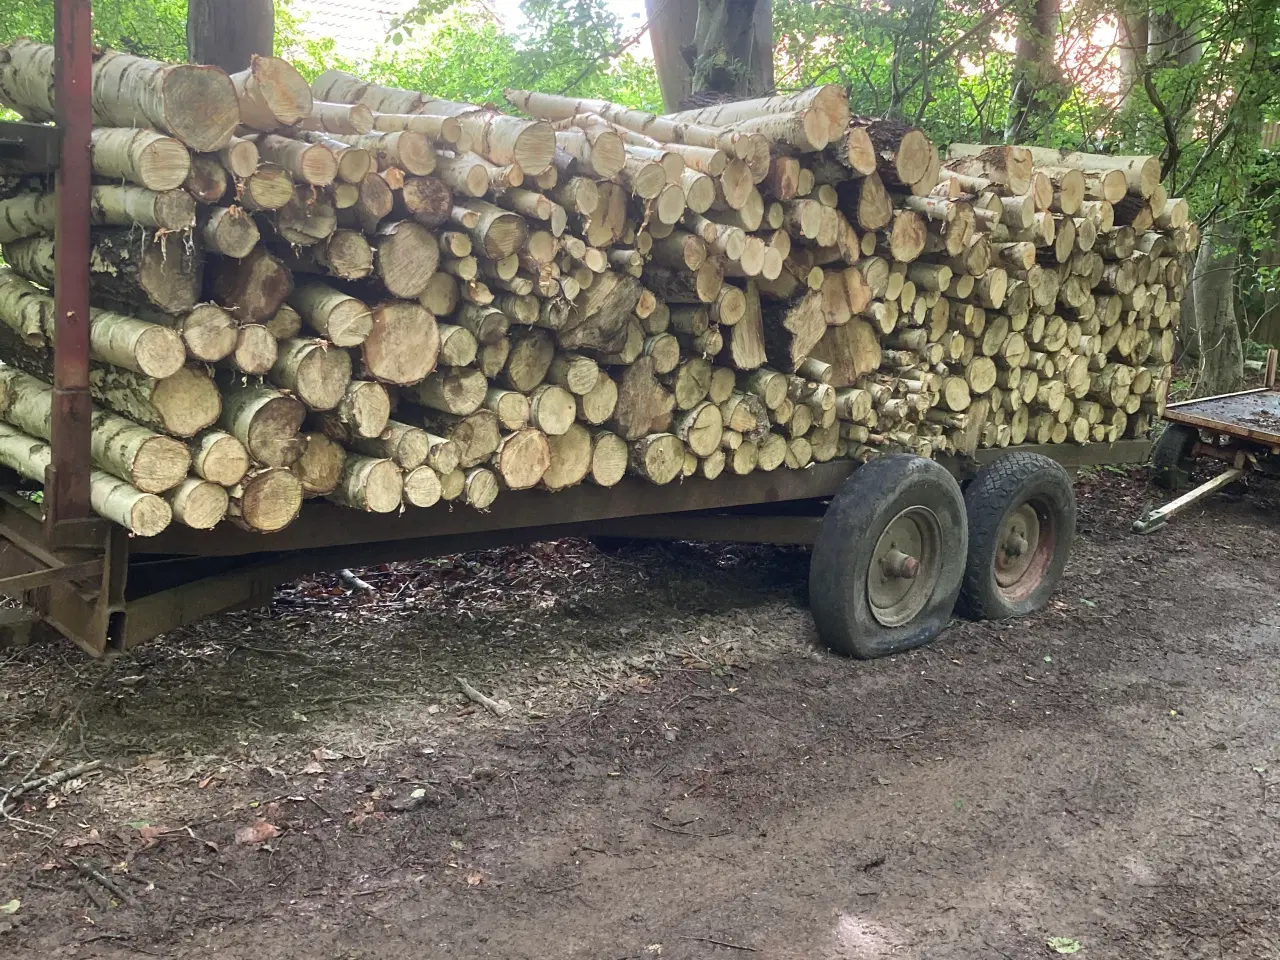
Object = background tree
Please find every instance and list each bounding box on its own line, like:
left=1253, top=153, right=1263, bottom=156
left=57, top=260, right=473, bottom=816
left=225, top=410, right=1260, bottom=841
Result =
left=187, top=0, right=274, bottom=73
left=647, top=0, right=774, bottom=109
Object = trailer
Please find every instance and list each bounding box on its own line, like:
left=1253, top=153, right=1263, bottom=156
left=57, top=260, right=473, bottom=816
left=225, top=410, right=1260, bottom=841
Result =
left=0, top=1, right=1154, bottom=658
left=1134, top=353, right=1280, bottom=533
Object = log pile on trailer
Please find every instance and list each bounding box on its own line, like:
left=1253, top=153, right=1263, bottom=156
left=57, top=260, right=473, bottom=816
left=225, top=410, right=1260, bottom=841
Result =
left=0, top=39, right=1194, bottom=537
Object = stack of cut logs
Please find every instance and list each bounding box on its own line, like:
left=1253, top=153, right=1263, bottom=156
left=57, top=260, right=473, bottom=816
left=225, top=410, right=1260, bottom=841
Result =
left=0, top=39, right=1193, bottom=537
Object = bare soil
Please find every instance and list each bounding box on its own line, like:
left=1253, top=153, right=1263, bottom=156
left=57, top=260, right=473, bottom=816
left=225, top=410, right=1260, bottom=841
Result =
left=3, top=468, right=1280, bottom=959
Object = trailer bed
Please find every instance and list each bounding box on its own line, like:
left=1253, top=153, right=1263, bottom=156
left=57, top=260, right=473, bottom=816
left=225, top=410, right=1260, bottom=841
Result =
left=0, top=439, right=1150, bottom=657
left=1164, top=388, right=1280, bottom=448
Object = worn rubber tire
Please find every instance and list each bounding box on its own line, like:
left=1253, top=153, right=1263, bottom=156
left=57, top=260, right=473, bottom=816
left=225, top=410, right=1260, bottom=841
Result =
left=957, top=452, right=1075, bottom=621
left=1150, top=423, right=1198, bottom=491
left=809, top=454, right=967, bottom=659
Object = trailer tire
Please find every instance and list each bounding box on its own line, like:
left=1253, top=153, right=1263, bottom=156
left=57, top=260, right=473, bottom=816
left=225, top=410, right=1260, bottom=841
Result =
left=809, top=454, right=967, bottom=659
left=1150, top=423, right=1198, bottom=491
left=957, top=452, right=1075, bottom=621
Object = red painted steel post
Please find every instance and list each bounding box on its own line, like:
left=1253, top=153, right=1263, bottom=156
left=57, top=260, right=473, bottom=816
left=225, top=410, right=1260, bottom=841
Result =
left=47, top=0, right=95, bottom=526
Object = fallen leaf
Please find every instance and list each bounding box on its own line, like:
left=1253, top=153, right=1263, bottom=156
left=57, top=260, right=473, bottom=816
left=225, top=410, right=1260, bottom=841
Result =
left=311, top=748, right=343, bottom=761
left=465, top=870, right=485, bottom=886
left=234, top=821, right=281, bottom=845
left=62, top=829, right=102, bottom=848
left=301, top=760, right=326, bottom=775
left=1047, top=937, right=1081, bottom=954
left=0, top=900, right=18, bottom=915
left=138, top=825, right=169, bottom=845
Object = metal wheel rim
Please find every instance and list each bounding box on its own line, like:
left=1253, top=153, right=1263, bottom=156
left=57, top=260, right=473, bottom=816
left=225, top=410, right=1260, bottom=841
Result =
left=867, top=506, right=942, bottom=627
left=995, top=502, right=1041, bottom=587
left=996, top=499, right=1056, bottom=603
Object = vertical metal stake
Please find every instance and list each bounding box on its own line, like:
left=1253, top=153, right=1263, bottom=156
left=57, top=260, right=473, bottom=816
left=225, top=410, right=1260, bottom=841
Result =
left=47, top=0, right=95, bottom=532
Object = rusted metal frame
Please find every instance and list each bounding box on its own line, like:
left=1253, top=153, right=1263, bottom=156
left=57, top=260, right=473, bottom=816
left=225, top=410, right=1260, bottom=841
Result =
left=0, top=558, right=104, bottom=595
left=138, top=461, right=864, bottom=558
left=46, top=0, right=95, bottom=538
left=118, top=519, right=625, bottom=649
left=137, top=441, right=1154, bottom=560
left=592, top=514, right=825, bottom=546
left=0, top=120, right=63, bottom=171
left=0, top=494, right=123, bottom=657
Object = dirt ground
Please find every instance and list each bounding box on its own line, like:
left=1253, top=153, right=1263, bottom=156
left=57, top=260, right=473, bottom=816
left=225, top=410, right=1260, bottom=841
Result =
left=3, top=466, right=1280, bottom=959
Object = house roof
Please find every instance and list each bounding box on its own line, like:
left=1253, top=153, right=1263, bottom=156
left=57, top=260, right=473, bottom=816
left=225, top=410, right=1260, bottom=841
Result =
left=293, top=0, right=418, bottom=59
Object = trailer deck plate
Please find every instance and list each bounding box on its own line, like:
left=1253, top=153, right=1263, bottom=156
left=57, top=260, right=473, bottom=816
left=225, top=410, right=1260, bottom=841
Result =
left=1165, top=388, right=1280, bottom=447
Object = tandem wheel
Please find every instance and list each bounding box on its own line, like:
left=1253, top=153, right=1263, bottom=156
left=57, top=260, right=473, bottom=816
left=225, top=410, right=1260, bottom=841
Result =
left=957, top=452, right=1076, bottom=620
left=809, top=454, right=967, bottom=659
left=1149, top=423, right=1198, bottom=491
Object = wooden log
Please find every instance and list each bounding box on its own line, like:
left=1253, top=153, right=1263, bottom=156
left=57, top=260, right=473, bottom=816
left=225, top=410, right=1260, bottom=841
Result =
left=219, top=382, right=306, bottom=467
left=183, top=153, right=228, bottom=202
left=328, top=455, right=402, bottom=513
left=200, top=205, right=259, bottom=259
left=290, top=433, right=346, bottom=497
left=0, top=423, right=169, bottom=535
left=350, top=419, right=430, bottom=470
left=213, top=247, right=292, bottom=323
left=270, top=337, right=353, bottom=412
left=165, top=476, right=230, bottom=529
left=418, top=409, right=500, bottom=469
left=0, top=185, right=195, bottom=242
left=402, top=464, right=442, bottom=508
left=0, top=39, right=239, bottom=152
left=944, top=144, right=1033, bottom=194
left=0, top=367, right=190, bottom=494
left=272, top=184, right=337, bottom=246
left=332, top=130, right=436, bottom=176
left=855, top=118, right=933, bottom=187
left=492, top=428, right=550, bottom=489
left=4, top=230, right=201, bottom=316
left=0, top=269, right=185, bottom=379
left=229, top=467, right=303, bottom=533
left=89, top=128, right=190, bottom=191
left=412, top=366, right=488, bottom=415
left=189, top=429, right=250, bottom=487
left=230, top=54, right=312, bottom=130
left=301, top=100, right=374, bottom=135
left=239, top=162, right=294, bottom=211
left=289, top=282, right=373, bottom=347
left=223, top=323, right=277, bottom=376
left=264, top=304, right=302, bottom=340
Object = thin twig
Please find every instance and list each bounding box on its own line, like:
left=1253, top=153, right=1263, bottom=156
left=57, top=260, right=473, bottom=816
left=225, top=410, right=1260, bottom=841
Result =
left=70, top=858, right=131, bottom=905
left=339, top=569, right=376, bottom=593
left=679, top=935, right=758, bottom=952
left=648, top=821, right=730, bottom=838
left=1, top=759, right=103, bottom=818
left=78, top=879, right=110, bottom=911
left=457, top=677, right=510, bottom=716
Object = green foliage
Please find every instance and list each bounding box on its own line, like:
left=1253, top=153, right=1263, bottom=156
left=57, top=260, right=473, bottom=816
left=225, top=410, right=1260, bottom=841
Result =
left=305, top=0, right=663, bottom=111
left=0, top=0, right=188, bottom=60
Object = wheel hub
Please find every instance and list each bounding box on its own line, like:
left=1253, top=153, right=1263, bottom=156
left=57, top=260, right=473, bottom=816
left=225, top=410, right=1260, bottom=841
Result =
left=867, top=506, right=942, bottom=627
left=995, top=503, right=1040, bottom=587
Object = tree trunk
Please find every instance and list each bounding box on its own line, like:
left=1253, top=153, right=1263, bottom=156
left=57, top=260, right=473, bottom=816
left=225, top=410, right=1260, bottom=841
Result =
left=1006, top=0, right=1061, bottom=143
left=1191, top=216, right=1243, bottom=395
left=646, top=0, right=773, bottom=110
left=187, top=0, right=274, bottom=75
